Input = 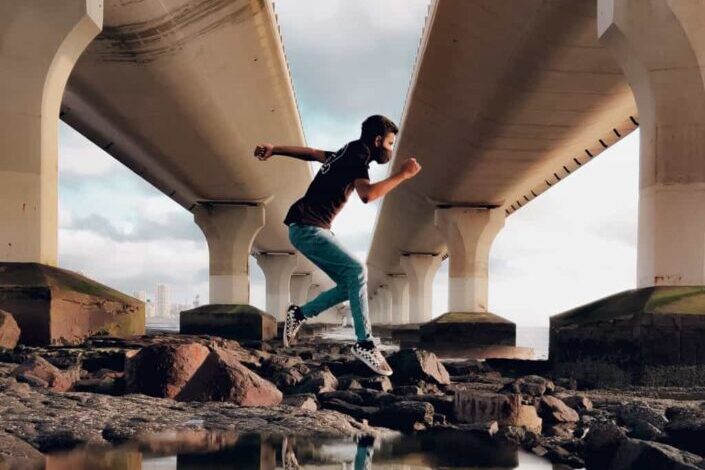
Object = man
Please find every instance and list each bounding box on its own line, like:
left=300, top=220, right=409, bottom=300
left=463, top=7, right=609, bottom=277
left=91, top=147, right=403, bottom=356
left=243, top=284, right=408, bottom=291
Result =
left=254, top=115, right=421, bottom=375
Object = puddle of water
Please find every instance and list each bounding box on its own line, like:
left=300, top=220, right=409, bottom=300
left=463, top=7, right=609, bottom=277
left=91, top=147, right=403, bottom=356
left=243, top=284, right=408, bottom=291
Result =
left=44, top=429, right=568, bottom=469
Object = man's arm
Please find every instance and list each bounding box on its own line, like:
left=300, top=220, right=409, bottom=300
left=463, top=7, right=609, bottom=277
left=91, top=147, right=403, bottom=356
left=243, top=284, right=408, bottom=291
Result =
left=354, top=157, right=422, bottom=204
left=254, top=143, right=327, bottom=163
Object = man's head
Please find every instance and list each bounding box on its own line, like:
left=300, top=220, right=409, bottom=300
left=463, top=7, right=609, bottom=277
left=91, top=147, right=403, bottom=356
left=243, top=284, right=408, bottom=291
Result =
left=360, top=115, right=398, bottom=164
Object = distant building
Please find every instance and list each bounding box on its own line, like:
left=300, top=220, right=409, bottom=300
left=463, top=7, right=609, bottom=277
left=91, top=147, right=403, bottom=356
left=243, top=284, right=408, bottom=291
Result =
left=193, top=294, right=200, bottom=308
left=145, top=299, right=156, bottom=318
left=156, top=283, right=171, bottom=318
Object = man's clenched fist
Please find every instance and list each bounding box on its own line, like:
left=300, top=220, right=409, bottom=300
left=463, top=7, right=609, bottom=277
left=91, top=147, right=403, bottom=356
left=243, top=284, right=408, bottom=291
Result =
left=401, top=157, right=421, bottom=179
left=254, top=143, right=274, bottom=161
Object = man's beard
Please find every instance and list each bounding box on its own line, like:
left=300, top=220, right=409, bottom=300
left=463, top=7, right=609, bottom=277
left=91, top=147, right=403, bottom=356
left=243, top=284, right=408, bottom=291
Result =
left=373, top=147, right=392, bottom=164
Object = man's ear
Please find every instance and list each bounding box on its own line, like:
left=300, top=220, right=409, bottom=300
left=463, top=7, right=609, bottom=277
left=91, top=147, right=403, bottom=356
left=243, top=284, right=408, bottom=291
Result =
left=374, top=135, right=382, bottom=148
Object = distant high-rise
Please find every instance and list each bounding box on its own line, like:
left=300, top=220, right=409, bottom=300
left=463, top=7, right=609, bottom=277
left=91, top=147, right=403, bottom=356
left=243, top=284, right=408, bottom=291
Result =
left=156, top=283, right=171, bottom=318
left=193, top=294, right=200, bottom=308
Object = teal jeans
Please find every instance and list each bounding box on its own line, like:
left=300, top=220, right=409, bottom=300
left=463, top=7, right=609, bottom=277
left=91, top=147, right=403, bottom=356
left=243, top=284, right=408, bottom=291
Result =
left=288, top=222, right=372, bottom=342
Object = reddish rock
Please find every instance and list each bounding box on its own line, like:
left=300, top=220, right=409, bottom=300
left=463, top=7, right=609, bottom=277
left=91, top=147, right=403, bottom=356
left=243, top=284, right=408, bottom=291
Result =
left=539, top=396, right=579, bottom=423
left=0, top=310, right=20, bottom=349
left=125, top=342, right=210, bottom=398
left=13, top=355, right=80, bottom=392
left=177, top=347, right=282, bottom=406
left=387, top=349, right=450, bottom=386
left=515, top=405, right=543, bottom=433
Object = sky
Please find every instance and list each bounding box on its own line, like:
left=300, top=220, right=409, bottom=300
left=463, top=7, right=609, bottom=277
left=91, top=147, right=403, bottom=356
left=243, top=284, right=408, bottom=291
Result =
left=57, top=0, right=639, bottom=327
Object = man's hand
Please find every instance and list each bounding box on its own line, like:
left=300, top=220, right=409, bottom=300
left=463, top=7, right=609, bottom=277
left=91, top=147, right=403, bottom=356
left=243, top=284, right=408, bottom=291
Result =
left=400, top=157, right=421, bottom=179
left=254, top=143, right=274, bottom=161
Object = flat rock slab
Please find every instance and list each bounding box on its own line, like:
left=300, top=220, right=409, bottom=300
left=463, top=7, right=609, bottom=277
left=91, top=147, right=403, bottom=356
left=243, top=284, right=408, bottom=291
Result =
left=0, top=263, right=144, bottom=346
left=0, top=376, right=382, bottom=454
left=181, top=304, right=276, bottom=341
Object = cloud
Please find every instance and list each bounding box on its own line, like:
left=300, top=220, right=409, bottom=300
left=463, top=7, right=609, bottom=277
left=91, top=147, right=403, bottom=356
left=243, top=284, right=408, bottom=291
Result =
left=275, top=0, right=431, bottom=143
left=63, top=212, right=204, bottom=243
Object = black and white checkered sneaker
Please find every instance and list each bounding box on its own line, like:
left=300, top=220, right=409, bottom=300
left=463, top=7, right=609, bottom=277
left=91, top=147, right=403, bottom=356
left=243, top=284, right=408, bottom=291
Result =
left=351, top=341, right=393, bottom=376
left=283, top=304, right=305, bottom=347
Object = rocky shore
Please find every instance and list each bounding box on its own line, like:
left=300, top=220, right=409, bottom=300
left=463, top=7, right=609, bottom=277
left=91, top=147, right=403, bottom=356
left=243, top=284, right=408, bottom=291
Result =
left=2, top=323, right=705, bottom=469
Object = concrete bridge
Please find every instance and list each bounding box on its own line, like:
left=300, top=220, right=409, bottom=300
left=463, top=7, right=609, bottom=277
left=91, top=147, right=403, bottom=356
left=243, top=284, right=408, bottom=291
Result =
left=1, top=0, right=705, bottom=374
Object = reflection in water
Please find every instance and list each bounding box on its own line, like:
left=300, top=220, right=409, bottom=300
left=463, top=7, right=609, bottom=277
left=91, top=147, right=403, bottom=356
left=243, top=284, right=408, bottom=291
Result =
left=45, top=429, right=561, bottom=469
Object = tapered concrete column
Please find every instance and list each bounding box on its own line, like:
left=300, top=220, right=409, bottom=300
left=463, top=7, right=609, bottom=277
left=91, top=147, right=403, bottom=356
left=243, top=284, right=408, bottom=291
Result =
left=434, top=207, right=505, bottom=312
left=255, top=252, right=298, bottom=321
left=371, top=295, right=381, bottom=323
left=377, top=285, right=393, bottom=324
left=0, top=1, right=102, bottom=264
left=599, top=0, right=705, bottom=287
left=290, top=273, right=312, bottom=306
left=388, top=275, right=410, bottom=324
left=194, top=204, right=265, bottom=304
left=401, top=254, right=442, bottom=323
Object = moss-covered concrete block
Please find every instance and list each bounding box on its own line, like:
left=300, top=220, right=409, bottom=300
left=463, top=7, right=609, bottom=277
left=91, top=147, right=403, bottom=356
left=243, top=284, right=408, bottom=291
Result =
left=550, top=287, right=705, bottom=384
left=0, top=262, right=145, bottom=346
left=180, top=304, right=276, bottom=341
left=420, top=311, right=516, bottom=346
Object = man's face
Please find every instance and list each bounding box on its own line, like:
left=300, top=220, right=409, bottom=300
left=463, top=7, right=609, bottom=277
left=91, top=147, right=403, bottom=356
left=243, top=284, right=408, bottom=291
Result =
left=372, top=132, right=396, bottom=164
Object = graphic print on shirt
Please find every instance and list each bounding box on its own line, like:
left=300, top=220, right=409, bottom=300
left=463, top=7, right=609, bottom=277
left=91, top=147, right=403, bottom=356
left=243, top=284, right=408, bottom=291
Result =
left=320, top=143, right=350, bottom=175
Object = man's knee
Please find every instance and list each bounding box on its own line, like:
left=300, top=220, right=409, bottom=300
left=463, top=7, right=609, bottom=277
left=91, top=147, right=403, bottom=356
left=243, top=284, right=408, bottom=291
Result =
left=348, top=262, right=367, bottom=284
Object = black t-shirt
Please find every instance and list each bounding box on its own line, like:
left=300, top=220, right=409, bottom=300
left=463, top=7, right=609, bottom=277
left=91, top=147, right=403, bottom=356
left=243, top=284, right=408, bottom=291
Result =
left=284, top=139, right=371, bottom=229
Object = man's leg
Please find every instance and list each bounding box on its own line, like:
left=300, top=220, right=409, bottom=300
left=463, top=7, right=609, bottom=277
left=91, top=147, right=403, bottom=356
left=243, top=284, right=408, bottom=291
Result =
left=288, top=223, right=372, bottom=341
left=300, top=284, right=347, bottom=318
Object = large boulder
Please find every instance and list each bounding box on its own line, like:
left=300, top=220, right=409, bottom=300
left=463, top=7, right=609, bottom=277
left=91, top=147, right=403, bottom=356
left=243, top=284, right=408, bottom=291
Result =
left=12, top=355, right=80, bottom=392
left=177, top=347, right=282, bottom=406
left=386, top=349, right=450, bottom=386
left=125, top=342, right=210, bottom=398
left=0, top=310, right=20, bottom=350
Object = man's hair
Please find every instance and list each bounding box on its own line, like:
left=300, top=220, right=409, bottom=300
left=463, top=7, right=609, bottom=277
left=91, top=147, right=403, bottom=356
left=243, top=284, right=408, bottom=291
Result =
left=360, top=115, right=399, bottom=142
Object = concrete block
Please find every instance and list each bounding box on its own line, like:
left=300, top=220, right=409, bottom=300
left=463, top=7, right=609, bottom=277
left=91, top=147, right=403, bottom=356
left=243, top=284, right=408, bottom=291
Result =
left=180, top=304, right=276, bottom=341
left=550, top=287, right=705, bottom=385
left=0, top=263, right=145, bottom=346
left=420, top=311, right=516, bottom=346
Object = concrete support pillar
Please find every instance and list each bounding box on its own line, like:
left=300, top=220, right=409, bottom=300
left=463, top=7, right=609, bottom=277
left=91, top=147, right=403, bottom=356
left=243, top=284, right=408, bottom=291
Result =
left=599, top=0, right=705, bottom=287
left=255, top=252, right=298, bottom=321
left=371, top=295, right=381, bottom=324
left=401, top=254, right=442, bottom=323
left=434, top=207, right=505, bottom=312
left=194, top=204, right=264, bottom=304
left=290, top=273, right=312, bottom=306
left=388, top=275, right=410, bottom=324
left=0, top=0, right=103, bottom=264
left=377, top=285, right=393, bottom=324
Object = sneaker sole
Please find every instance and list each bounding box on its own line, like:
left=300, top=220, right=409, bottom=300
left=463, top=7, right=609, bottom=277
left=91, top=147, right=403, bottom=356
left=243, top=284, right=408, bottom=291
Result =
left=351, top=348, right=393, bottom=377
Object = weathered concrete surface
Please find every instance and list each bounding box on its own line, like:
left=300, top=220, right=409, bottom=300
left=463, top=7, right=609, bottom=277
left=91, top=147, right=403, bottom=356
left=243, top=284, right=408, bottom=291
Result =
left=550, top=287, right=705, bottom=385
left=0, top=263, right=144, bottom=346
left=180, top=304, right=276, bottom=341
left=420, top=311, right=516, bottom=346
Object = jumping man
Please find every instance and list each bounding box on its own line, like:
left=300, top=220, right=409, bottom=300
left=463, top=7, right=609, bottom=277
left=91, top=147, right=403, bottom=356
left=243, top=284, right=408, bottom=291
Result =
left=253, top=115, right=421, bottom=375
